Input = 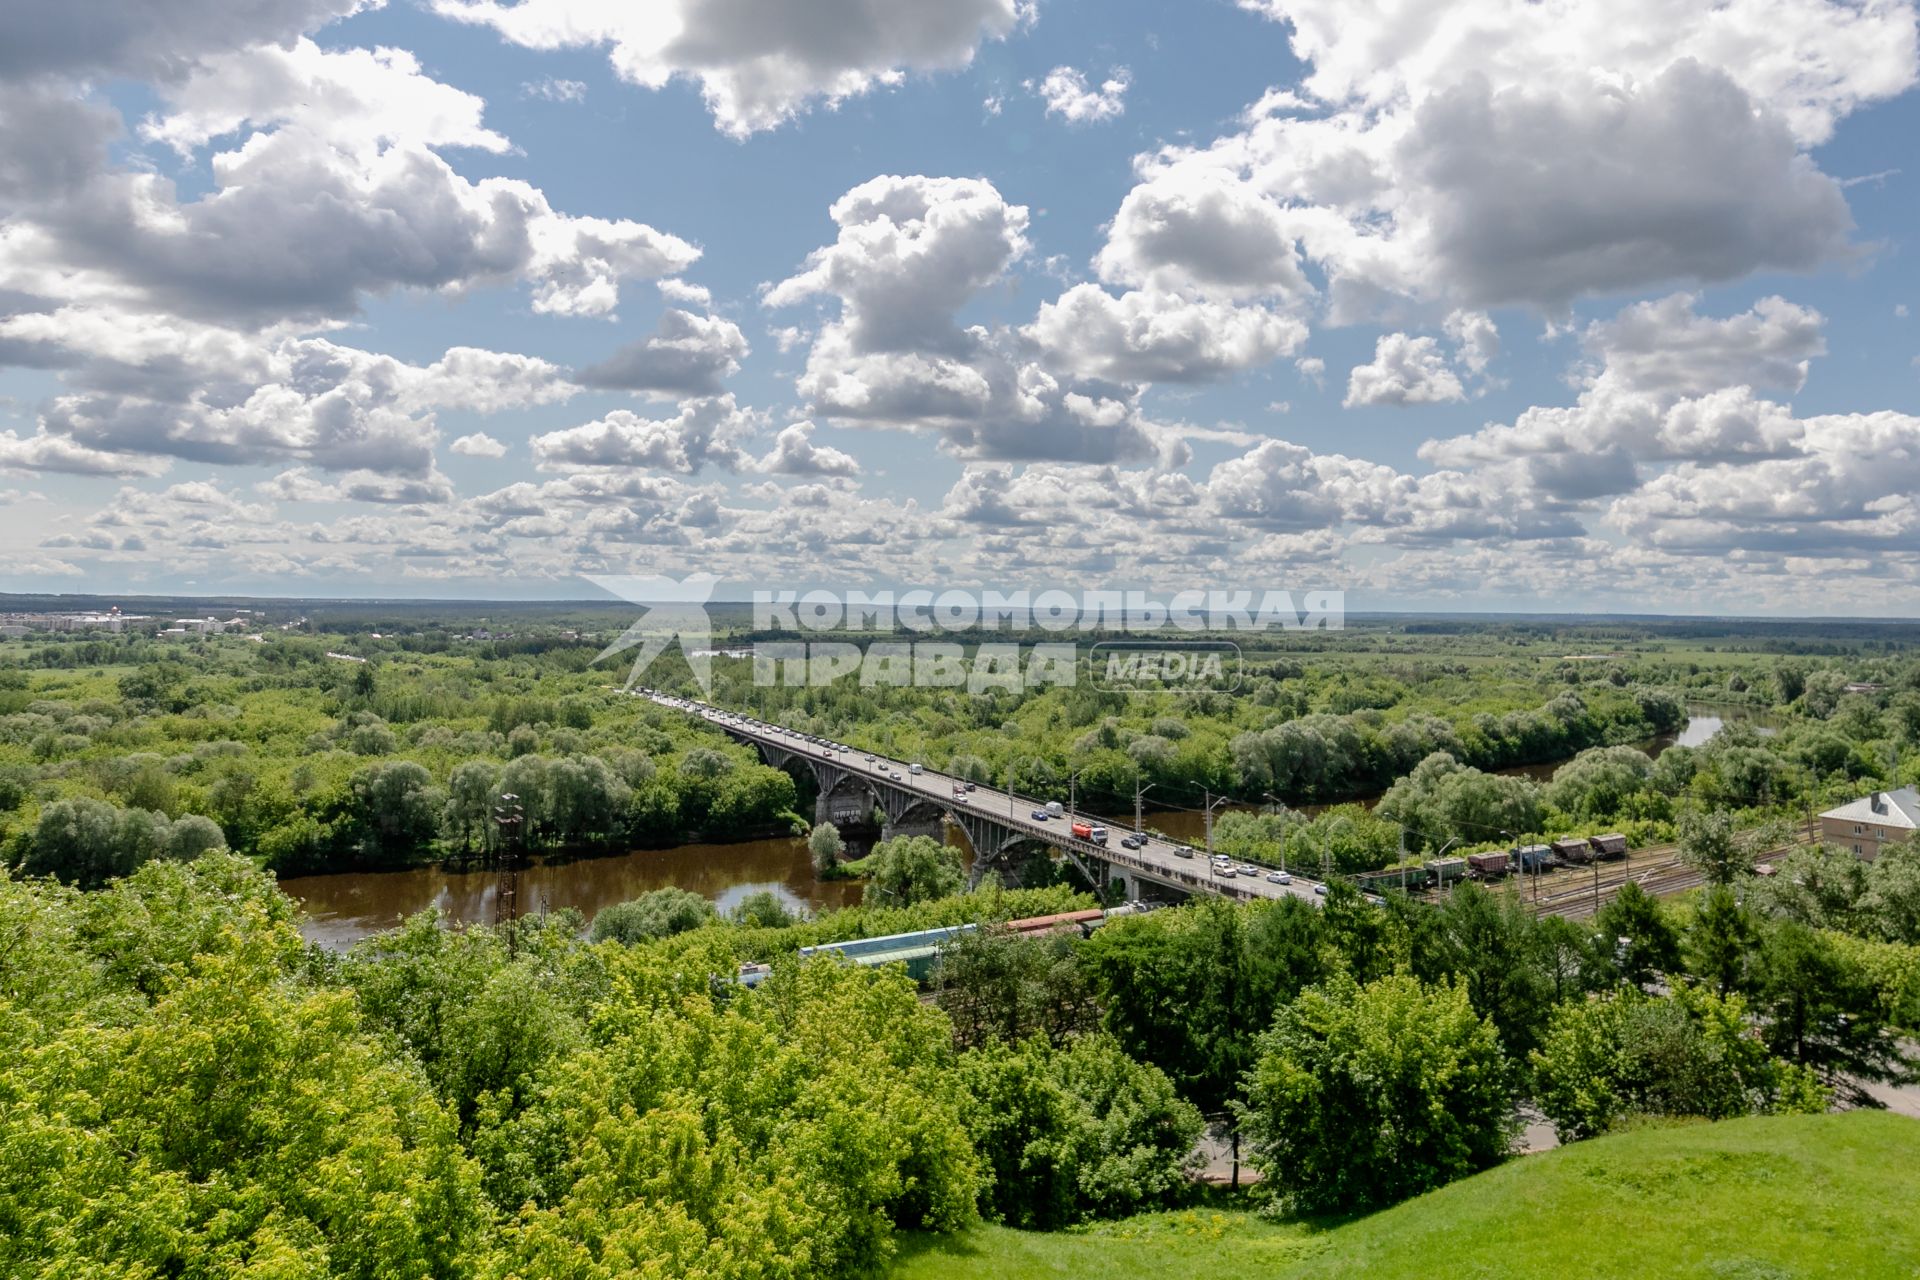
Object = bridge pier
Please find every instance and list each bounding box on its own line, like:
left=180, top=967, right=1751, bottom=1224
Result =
left=881, top=813, right=947, bottom=843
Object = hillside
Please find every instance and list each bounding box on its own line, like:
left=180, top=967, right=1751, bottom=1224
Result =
left=890, top=1112, right=1920, bottom=1279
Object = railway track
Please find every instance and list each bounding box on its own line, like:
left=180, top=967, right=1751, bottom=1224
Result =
left=1519, top=823, right=1813, bottom=920
left=1527, top=859, right=1707, bottom=919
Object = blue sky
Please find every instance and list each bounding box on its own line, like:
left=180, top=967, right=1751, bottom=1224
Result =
left=2, top=0, right=1918, bottom=612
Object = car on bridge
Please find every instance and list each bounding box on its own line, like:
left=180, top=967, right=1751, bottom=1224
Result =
left=1267, top=870, right=1292, bottom=885
left=1031, top=809, right=1051, bottom=821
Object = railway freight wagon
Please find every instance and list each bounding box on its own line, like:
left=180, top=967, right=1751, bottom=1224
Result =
left=1425, top=856, right=1469, bottom=887
left=1356, top=868, right=1413, bottom=894
left=1467, top=851, right=1510, bottom=878
left=1002, top=909, right=1106, bottom=937
left=1551, top=837, right=1594, bottom=865
left=1514, top=844, right=1553, bottom=873
left=1589, top=833, right=1629, bottom=859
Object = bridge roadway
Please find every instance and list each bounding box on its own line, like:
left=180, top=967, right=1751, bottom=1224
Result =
left=637, top=691, right=1327, bottom=906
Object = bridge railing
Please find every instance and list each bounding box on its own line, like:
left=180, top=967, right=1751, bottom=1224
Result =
left=701, top=708, right=1270, bottom=899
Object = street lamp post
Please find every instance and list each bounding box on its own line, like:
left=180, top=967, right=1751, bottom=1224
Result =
left=1203, top=790, right=1230, bottom=855
left=1264, top=792, right=1286, bottom=874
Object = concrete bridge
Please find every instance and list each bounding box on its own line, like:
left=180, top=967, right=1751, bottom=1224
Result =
left=638, top=691, right=1327, bottom=905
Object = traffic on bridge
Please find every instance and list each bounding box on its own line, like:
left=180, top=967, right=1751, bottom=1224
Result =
left=636, top=689, right=1331, bottom=906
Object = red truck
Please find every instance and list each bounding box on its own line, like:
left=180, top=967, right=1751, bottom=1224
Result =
left=1070, top=821, right=1109, bottom=846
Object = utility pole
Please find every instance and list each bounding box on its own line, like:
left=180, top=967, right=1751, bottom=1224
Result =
left=1203, top=790, right=1230, bottom=855
left=1134, top=780, right=1154, bottom=835
left=1593, top=859, right=1601, bottom=917
left=1264, top=793, right=1286, bottom=874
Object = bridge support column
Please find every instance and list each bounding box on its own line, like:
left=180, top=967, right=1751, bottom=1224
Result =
left=881, top=813, right=947, bottom=843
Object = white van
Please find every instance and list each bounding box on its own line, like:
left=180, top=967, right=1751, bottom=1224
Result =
left=909, top=763, right=923, bottom=775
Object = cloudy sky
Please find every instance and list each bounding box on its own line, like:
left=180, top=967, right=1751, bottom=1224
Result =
left=2, top=0, right=1918, bottom=613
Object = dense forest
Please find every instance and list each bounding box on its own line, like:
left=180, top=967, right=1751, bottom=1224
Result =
left=3, top=615, right=1917, bottom=887
left=3, top=612, right=1919, bottom=1275
left=3, top=835, right=1917, bottom=1276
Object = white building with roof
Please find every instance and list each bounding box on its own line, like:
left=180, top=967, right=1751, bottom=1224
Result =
left=1820, top=788, right=1920, bottom=861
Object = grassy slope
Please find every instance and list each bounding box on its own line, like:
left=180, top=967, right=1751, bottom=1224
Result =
left=891, top=1112, right=1920, bottom=1280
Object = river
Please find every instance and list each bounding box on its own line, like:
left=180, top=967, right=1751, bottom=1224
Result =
left=282, top=833, right=869, bottom=951
left=279, top=703, right=1780, bottom=948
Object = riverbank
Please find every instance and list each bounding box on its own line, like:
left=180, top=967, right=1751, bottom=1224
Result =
left=280, top=830, right=867, bottom=949
left=280, top=703, right=1774, bottom=948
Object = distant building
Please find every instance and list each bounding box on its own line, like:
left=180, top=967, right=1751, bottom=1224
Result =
left=0, top=609, right=153, bottom=634
left=1820, top=788, right=1920, bottom=861
left=169, top=617, right=243, bottom=635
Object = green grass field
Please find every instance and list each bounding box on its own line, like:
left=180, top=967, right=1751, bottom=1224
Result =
left=890, top=1112, right=1920, bottom=1280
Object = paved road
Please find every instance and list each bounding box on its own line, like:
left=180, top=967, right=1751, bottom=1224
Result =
left=638, top=691, right=1330, bottom=906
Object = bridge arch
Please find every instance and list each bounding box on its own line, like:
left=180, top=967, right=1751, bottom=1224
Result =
left=818, top=772, right=884, bottom=829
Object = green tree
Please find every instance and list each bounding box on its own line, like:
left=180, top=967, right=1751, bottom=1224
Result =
left=348, top=759, right=444, bottom=861
left=1547, top=746, right=1655, bottom=820
left=1752, top=921, right=1917, bottom=1099
left=21, top=798, right=223, bottom=888
left=1531, top=984, right=1828, bottom=1141
left=1378, top=752, right=1542, bottom=853
left=1746, top=844, right=1870, bottom=931
left=1593, top=881, right=1683, bottom=990
left=590, top=886, right=716, bottom=944
left=1435, top=884, right=1553, bottom=1058
left=1862, top=843, right=1920, bottom=944
left=731, top=889, right=798, bottom=928
left=1677, top=809, right=1743, bottom=885
left=1677, top=809, right=1789, bottom=886
left=955, top=1032, right=1201, bottom=1228
left=808, top=819, right=847, bottom=875
left=867, top=834, right=965, bottom=906
left=1239, top=971, right=1513, bottom=1212
left=1687, top=885, right=1760, bottom=995
left=933, top=924, right=1096, bottom=1047
left=443, top=759, right=499, bottom=853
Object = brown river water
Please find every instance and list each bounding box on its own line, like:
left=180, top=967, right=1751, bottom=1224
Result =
left=280, top=705, right=1777, bottom=948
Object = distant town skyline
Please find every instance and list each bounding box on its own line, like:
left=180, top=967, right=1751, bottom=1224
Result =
left=3, top=1, right=1919, bottom=615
